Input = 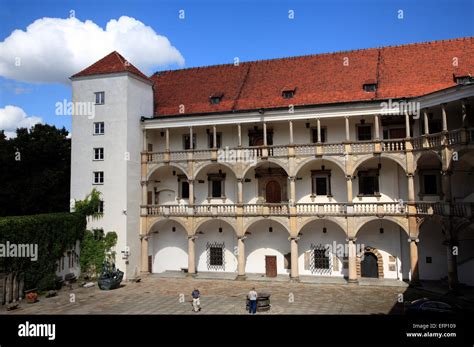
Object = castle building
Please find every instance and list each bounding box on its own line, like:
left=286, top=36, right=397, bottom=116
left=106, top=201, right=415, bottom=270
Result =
left=70, top=38, right=474, bottom=286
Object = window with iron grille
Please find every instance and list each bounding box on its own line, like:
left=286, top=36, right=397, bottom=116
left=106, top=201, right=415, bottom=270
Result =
left=309, top=244, right=332, bottom=274
left=206, top=242, right=225, bottom=270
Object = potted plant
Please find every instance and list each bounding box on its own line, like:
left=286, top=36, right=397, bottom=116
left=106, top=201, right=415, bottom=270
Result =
left=25, top=289, right=38, bottom=303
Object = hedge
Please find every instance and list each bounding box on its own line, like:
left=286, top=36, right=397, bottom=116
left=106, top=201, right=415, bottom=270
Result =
left=0, top=212, right=86, bottom=290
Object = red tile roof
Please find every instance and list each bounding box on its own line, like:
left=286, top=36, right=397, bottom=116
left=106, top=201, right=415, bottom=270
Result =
left=71, top=51, right=150, bottom=81
left=150, top=37, right=473, bottom=117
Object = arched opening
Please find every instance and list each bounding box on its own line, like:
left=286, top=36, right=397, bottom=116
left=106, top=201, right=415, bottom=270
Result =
left=450, top=151, right=474, bottom=202
left=298, top=219, right=347, bottom=277
left=352, top=157, right=407, bottom=203
left=195, top=219, right=237, bottom=273
left=148, top=165, right=188, bottom=205
left=359, top=249, right=381, bottom=278
left=356, top=219, right=410, bottom=280
left=245, top=219, right=290, bottom=276
left=243, top=162, right=288, bottom=204
left=148, top=219, right=188, bottom=273
left=194, top=163, right=237, bottom=205
left=294, top=158, right=346, bottom=203
left=418, top=218, right=448, bottom=281
left=415, top=153, right=443, bottom=202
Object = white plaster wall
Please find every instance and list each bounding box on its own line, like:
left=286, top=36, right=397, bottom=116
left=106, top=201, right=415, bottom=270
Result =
left=418, top=220, right=447, bottom=281
left=150, top=226, right=188, bottom=273
left=71, top=73, right=152, bottom=279
left=149, top=166, right=184, bottom=205
left=194, top=164, right=237, bottom=204
left=245, top=221, right=291, bottom=275
left=195, top=221, right=237, bottom=273
left=356, top=221, right=409, bottom=280
left=298, top=221, right=347, bottom=277
left=295, top=159, right=346, bottom=203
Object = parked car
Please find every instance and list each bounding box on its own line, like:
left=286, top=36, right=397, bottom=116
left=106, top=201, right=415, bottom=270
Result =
left=404, top=298, right=458, bottom=314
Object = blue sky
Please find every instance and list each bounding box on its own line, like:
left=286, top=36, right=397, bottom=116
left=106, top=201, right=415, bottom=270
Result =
left=0, top=0, right=473, bottom=135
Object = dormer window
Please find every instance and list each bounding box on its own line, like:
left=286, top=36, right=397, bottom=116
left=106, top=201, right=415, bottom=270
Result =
left=209, top=93, right=224, bottom=105
left=454, top=75, right=473, bottom=85
left=282, top=88, right=296, bottom=99
left=363, top=83, right=377, bottom=92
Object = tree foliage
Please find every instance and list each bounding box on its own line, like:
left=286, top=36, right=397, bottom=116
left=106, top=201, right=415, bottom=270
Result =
left=79, top=229, right=117, bottom=279
left=0, top=124, right=70, bottom=217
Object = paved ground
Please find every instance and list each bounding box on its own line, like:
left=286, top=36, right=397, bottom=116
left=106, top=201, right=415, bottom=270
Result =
left=1, top=274, right=434, bottom=315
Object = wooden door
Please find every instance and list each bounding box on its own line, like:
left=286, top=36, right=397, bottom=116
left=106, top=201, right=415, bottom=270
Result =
left=265, top=180, right=281, bottom=203
left=389, top=128, right=406, bottom=139
left=361, top=252, right=378, bottom=278
left=265, top=256, right=277, bottom=277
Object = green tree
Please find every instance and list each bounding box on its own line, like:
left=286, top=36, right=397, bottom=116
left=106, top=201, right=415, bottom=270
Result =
left=0, top=124, right=71, bottom=216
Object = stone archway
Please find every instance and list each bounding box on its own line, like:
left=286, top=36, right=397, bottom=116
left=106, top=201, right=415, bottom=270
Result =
left=357, top=246, right=384, bottom=279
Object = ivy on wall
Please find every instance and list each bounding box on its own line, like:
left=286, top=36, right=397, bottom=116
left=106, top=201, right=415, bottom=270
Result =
left=0, top=212, right=86, bottom=290
left=80, top=229, right=117, bottom=279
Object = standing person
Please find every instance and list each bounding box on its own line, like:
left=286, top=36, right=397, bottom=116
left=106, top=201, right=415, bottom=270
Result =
left=248, top=287, right=258, bottom=314
left=191, top=288, right=201, bottom=312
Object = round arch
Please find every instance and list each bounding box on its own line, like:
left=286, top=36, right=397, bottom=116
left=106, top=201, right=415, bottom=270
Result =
left=351, top=155, right=407, bottom=177
left=193, top=161, right=238, bottom=180
left=298, top=217, right=347, bottom=236
left=357, top=246, right=384, bottom=279
left=147, top=163, right=188, bottom=181
left=415, top=151, right=442, bottom=171
left=244, top=217, right=291, bottom=235
left=193, top=218, right=237, bottom=236
left=294, top=156, right=346, bottom=177
left=147, top=217, right=189, bottom=236
left=355, top=217, right=409, bottom=237
left=242, top=158, right=289, bottom=179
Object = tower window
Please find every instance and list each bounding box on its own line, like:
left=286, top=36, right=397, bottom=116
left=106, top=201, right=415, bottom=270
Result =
left=95, top=91, right=105, bottom=104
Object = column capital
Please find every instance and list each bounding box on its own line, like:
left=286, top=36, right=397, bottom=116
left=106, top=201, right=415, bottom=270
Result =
left=288, top=176, right=297, bottom=182
left=406, top=173, right=414, bottom=178
left=188, top=235, right=197, bottom=240
left=141, top=180, right=149, bottom=186
left=140, top=235, right=150, bottom=241
left=346, top=237, right=357, bottom=242
left=345, top=175, right=354, bottom=181
left=237, top=177, right=245, bottom=183
left=289, top=236, right=300, bottom=241
left=237, top=235, right=247, bottom=240
left=408, top=237, right=419, bottom=243
left=440, top=170, right=452, bottom=176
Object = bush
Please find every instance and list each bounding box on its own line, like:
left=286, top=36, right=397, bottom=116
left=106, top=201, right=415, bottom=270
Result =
left=80, top=229, right=117, bottom=279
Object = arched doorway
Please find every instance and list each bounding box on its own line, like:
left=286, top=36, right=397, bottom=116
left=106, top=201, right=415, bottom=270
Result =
left=361, top=252, right=378, bottom=278
left=266, top=180, right=281, bottom=203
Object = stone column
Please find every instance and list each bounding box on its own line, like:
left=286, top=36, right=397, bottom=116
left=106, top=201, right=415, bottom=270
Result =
left=346, top=175, right=353, bottom=202
left=212, top=125, right=217, bottom=148
left=237, top=124, right=242, bottom=147
left=289, top=176, right=296, bottom=203
left=141, top=236, right=149, bottom=273
left=441, top=171, right=452, bottom=202
left=423, top=110, right=430, bottom=135
left=461, top=99, right=468, bottom=127
left=289, top=120, right=294, bottom=145
left=237, top=236, right=246, bottom=279
left=188, top=179, right=195, bottom=205
left=237, top=178, right=243, bottom=205
left=317, top=118, right=322, bottom=143
left=409, top=237, right=420, bottom=285
left=345, top=116, right=350, bottom=141
left=189, top=127, right=194, bottom=150
left=441, top=103, right=448, bottom=132
left=347, top=237, right=358, bottom=283
left=405, top=111, right=411, bottom=138
left=263, top=122, right=267, bottom=146
left=290, top=237, right=299, bottom=280
left=187, top=236, right=196, bottom=275
left=165, top=128, right=170, bottom=151
left=407, top=173, right=415, bottom=203
left=374, top=114, right=380, bottom=140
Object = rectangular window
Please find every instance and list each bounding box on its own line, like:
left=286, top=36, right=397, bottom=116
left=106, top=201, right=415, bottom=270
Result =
left=358, top=169, right=380, bottom=196
left=248, top=129, right=273, bottom=146
left=181, top=181, right=190, bottom=199
left=183, top=134, right=196, bottom=150
left=357, top=125, right=372, bottom=141
left=208, top=173, right=226, bottom=199
left=314, top=248, right=330, bottom=270
left=310, top=127, right=327, bottom=143
left=93, top=147, right=104, bottom=160
left=94, top=122, right=104, bottom=135
left=93, top=171, right=104, bottom=185
left=311, top=170, right=332, bottom=196
left=95, top=91, right=105, bottom=105
left=98, top=200, right=104, bottom=213
left=207, top=132, right=222, bottom=148
left=209, top=247, right=223, bottom=266
left=420, top=171, right=440, bottom=196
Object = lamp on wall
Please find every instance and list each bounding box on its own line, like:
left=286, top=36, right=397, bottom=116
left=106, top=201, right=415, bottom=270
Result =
left=322, top=220, right=327, bottom=233
left=269, top=221, right=273, bottom=233
left=305, top=122, right=310, bottom=128
left=379, top=220, right=384, bottom=234
left=218, top=221, right=223, bottom=233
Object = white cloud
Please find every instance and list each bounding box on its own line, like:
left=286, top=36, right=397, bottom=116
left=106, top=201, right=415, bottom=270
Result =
left=0, top=16, right=185, bottom=83
left=0, top=105, right=43, bottom=138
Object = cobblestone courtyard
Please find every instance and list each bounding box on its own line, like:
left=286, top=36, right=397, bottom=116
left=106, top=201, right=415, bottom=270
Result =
left=1, top=274, right=433, bottom=315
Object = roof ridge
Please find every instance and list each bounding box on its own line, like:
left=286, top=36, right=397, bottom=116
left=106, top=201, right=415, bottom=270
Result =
left=150, top=37, right=474, bottom=77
